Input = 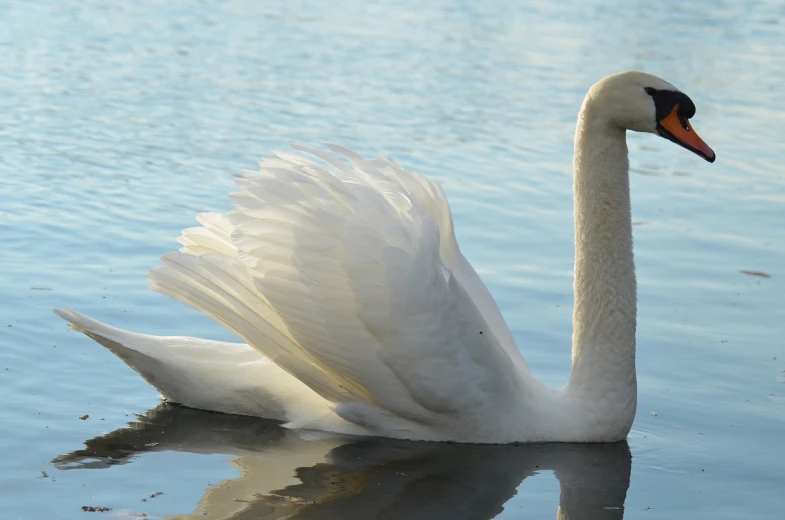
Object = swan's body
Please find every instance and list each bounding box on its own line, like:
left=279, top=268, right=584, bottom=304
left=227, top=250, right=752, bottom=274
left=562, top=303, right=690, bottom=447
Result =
left=57, top=72, right=714, bottom=443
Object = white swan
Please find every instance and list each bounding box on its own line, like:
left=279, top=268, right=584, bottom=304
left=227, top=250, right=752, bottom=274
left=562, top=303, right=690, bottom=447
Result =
left=56, top=71, right=715, bottom=443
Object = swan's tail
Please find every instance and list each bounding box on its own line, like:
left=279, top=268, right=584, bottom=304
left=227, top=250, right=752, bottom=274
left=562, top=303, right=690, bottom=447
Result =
left=53, top=308, right=205, bottom=391
left=52, top=309, right=340, bottom=424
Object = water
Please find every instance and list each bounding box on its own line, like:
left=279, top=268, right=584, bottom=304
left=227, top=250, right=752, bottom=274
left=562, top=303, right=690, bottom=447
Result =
left=1, top=0, right=783, bottom=518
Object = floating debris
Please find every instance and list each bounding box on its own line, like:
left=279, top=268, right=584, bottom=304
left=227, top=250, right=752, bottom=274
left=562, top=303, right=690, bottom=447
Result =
left=79, top=415, right=89, bottom=420
left=81, top=506, right=111, bottom=512
left=739, top=270, right=772, bottom=278
left=264, top=494, right=316, bottom=505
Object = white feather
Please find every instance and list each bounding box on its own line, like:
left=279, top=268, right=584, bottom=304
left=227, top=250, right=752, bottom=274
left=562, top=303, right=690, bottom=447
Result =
left=57, top=146, right=534, bottom=441
left=59, top=69, right=685, bottom=443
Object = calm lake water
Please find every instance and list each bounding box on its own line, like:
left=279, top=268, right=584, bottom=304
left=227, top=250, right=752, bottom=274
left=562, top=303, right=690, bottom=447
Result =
left=1, top=0, right=783, bottom=518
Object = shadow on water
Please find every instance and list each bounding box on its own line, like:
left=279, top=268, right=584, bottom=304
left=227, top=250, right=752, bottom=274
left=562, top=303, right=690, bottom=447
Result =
left=54, top=404, right=631, bottom=519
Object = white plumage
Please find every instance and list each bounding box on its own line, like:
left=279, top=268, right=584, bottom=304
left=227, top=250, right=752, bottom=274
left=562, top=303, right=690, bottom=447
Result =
left=57, top=143, right=532, bottom=442
left=57, top=72, right=714, bottom=443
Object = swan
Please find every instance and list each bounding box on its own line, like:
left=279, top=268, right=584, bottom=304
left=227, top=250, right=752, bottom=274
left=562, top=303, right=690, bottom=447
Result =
left=56, top=71, right=715, bottom=443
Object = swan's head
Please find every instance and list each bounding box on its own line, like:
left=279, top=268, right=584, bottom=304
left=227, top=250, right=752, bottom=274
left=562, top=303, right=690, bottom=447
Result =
left=586, top=71, right=715, bottom=162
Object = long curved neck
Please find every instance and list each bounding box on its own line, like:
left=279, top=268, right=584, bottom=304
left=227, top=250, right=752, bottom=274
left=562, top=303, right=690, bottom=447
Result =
left=566, top=99, right=637, bottom=418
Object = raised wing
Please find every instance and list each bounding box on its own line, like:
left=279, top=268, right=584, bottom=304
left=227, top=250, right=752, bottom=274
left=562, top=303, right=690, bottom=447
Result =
left=151, top=145, right=525, bottom=438
left=304, top=144, right=526, bottom=371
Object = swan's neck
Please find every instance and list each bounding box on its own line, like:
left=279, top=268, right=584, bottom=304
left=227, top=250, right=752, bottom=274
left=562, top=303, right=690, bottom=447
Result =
left=566, top=99, right=637, bottom=427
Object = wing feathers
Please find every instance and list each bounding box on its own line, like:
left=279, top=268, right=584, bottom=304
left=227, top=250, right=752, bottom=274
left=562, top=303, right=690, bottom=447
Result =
left=149, top=145, right=523, bottom=434
left=149, top=252, right=361, bottom=404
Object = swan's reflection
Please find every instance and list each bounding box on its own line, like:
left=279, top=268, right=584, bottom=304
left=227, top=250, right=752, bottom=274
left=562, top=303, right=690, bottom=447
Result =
left=54, top=404, right=631, bottom=519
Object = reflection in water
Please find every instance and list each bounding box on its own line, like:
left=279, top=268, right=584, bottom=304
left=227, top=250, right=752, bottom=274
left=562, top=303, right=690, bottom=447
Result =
left=54, top=405, right=631, bottom=519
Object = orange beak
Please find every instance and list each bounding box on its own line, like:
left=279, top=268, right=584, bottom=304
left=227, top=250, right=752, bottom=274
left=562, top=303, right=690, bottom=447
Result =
left=657, top=104, right=715, bottom=162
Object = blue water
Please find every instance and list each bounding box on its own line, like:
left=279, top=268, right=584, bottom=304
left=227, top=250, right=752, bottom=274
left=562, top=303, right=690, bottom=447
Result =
left=1, top=0, right=783, bottom=518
